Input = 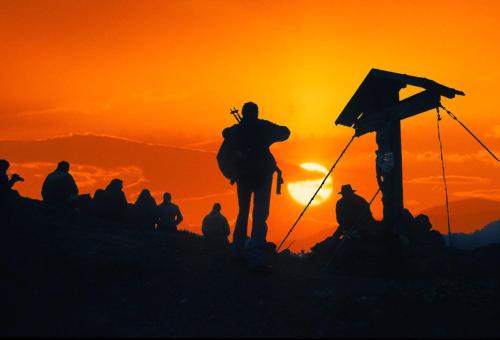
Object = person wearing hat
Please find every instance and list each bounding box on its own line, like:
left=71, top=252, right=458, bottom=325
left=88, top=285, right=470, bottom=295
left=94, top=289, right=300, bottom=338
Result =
left=335, top=184, right=374, bottom=233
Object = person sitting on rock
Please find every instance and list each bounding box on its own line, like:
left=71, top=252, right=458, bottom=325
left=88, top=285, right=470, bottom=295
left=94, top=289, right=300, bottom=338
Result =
left=0, top=159, right=24, bottom=214
left=92, top=178, right=128, bottom=223
left=157, top=192, right=183, bottom=232
left=312, top=185, right=376, bottom=265
left=133, top=189, right=158, bottom=230
left=41, top=161, right=79, bottom=207
left=336, top=184, right=374, bottom=234
left=202, top=202, right=230, bottom=246
left=103, top=178, right=129, bottom=223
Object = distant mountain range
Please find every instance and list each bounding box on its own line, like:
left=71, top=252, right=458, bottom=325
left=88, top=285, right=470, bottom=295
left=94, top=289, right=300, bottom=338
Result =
left=0, top=133, right=229, bottom=199
left=420, top=198, right=500, bottom=234
left=444, top=219, right=500, bottom=250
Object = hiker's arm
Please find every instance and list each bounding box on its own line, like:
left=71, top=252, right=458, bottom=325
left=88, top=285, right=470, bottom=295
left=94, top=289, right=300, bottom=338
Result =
left=223, top=217, right=230, bottom=236
left=70, top=176, right=79, bottom=196
left=263, top=121, right=290, bottom=143
left=201, top=217, right=208, bottom=235
left=9, top=174, right=23, bottom=188
left=175, top=208, right=183, bottom=225
left=336, top=201, right=345, bottom=227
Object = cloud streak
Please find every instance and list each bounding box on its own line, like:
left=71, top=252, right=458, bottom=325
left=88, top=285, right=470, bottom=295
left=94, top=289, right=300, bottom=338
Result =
left=405, top=175, right=492, bottom=185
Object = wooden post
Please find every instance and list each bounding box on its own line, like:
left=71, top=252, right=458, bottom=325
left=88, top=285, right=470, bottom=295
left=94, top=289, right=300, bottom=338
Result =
left=374, top=81, right=404, bottom=229
left=386, top=119, right=404, bottom=228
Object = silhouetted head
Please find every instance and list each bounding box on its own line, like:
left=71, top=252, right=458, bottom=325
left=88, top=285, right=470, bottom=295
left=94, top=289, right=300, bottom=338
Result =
left=338, top=184, right=356, bottom=196
left=242, top=102, right=258, bottom=120
left=0, top=159, right=9, bottom=172
left=56, top=161, right=70, bottom=172
left=107, top=178, right=123, bottom=192
left=163, top=192, right=172, bottom=203
left=212, top=202, right=221, bottom=213
left=139, top=189, right=152, bottom=199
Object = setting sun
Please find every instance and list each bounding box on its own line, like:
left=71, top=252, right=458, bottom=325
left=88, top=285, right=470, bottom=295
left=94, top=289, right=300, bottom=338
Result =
left=287, top=162, right=333, bottom=206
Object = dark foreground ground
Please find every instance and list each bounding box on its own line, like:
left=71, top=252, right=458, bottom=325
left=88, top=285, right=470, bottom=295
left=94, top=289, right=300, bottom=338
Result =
left=1, top=199, right=499, bottom=337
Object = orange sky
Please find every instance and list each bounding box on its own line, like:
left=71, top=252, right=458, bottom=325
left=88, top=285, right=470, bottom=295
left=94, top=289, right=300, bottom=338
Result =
left=1, top=0, right=499, bottom=248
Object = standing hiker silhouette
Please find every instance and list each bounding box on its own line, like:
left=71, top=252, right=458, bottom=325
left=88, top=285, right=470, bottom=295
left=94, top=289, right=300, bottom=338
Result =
left=220, top=102, right=290, bottom=273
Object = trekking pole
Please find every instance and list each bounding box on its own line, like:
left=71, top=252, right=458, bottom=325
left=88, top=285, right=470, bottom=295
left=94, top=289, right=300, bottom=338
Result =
left=324, top=188, right=380, bottom=269
left=276, top=134, right=357, bottom=252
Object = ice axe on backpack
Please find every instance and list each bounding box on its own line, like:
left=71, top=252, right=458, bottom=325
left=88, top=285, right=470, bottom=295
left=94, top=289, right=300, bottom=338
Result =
left=230, top=107, right=242, bottom=123
left=227, top=107, right=283, bottom=195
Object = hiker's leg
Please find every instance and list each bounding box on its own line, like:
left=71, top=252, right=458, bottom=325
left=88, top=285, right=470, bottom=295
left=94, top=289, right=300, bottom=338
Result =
left=248, top=176, right=273, bottom=264
left=233, top=181, right=251, bottom=252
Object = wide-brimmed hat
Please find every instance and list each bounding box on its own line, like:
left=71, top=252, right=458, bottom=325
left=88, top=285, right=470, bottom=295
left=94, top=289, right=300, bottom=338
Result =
left=338, top=184, right=356, bottom=195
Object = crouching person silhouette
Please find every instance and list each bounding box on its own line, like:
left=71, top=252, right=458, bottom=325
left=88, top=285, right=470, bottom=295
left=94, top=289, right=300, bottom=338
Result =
left=0, top=159, right=24, bottom=225
left=221, top=102, right=290, bottom=273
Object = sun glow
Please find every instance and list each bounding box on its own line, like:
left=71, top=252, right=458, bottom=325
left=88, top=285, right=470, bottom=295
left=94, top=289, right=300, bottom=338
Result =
left=287, top=162, right=333, bottom=206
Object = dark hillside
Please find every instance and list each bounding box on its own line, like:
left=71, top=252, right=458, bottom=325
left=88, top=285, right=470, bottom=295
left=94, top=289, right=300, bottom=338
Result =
left=1, top=198, right=499, bottom=337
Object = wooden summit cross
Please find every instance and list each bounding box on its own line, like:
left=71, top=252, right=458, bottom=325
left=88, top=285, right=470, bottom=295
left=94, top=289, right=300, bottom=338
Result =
left=335, top=68, right=464, bottom=228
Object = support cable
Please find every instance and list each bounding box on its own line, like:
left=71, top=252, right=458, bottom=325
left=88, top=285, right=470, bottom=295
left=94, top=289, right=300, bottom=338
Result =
left=440, top=104, right=499, bottom=162
left=277, top=134, right=357, bottom=252
left=436, top=107, right=453, bottom=247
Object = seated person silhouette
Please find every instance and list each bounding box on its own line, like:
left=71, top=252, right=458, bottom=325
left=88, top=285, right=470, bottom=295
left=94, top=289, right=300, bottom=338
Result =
left=93, top=178, right=129, bottom=223
left=132, top=189, right=158, bottom=230
left=157, top=192, right=183, bottom=232
left=201, top=203, right=231, bottom=246
left=335, top=184, right=374, bottom=235
left=0, top=159, right=24, bottom=215
left=41, top=161, right=78, bottom=207
left=0, top=159, right=23, bottom=195
left=311, top=184, right=375, bottom=261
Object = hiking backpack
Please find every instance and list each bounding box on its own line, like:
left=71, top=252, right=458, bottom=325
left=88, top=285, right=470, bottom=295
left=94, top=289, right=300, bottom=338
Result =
left=216, top=135, right=252, bottom=182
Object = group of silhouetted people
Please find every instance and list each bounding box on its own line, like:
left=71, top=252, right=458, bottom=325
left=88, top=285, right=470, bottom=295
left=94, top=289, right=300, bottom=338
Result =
left=1, top=101, right=405, bottom=275
left=1, top=158, right=235, bottom=247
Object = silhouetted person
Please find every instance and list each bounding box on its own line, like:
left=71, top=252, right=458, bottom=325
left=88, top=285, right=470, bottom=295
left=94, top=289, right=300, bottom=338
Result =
left=133, top=189, right=158, bottom=230
left=222, top=101, right=290, bottom=272
left=336, top=184, right=374, bottom=233
left=0, top=160, right=23, bottom=199
left=41, top=161, right=78, bottom=207
left=157, top=192, right=183, bottom=232
left=312, top=185, right=375, bottom=261
left=0, top=159, right=24, bottom=224
left=93, top=179, right=128, bottom=223
left=202, top=203, right=230, bottom=246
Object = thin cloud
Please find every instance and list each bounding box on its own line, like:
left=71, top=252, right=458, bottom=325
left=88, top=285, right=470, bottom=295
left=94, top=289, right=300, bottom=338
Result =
left=453, top=189, right=500, bottom=201
left=485, top=125, right=500, bottom=139
left=176, top=190, right=234, bottom=202
left=405, top=175, right=491, bottom=185
left=10, top=161, right=146, bottom=192
left=404, top=150, right=499, bottom=165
